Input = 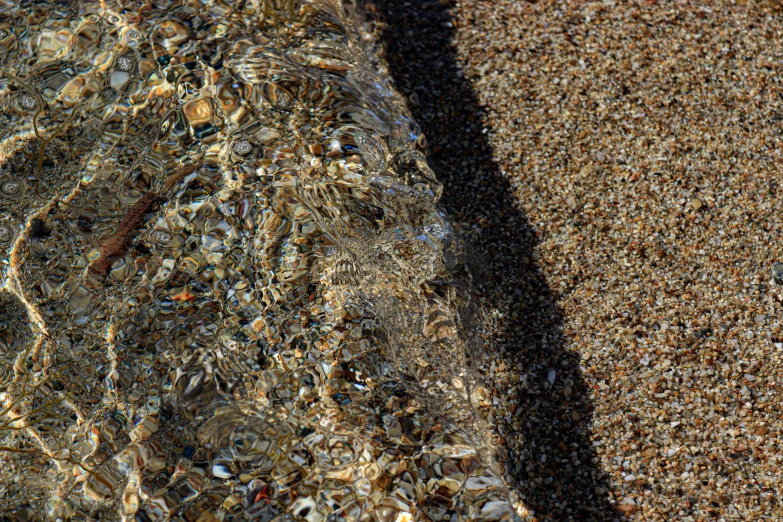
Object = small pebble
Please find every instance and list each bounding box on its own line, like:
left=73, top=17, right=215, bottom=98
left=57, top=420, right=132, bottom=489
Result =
left=212, top=463, right=232, bottom=479
left=772, top=262, right=783, bottom=283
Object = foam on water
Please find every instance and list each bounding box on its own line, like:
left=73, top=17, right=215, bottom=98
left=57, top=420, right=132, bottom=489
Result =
left=0, top=0, right=520, bottom=519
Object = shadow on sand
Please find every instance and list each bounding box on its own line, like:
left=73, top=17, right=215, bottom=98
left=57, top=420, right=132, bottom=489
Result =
left=363, top=1, right=620, bottom=520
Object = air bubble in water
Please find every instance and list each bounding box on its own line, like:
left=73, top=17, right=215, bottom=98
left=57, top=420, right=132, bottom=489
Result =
left=128, top=30, right=141, bottom=39
left=232, top=139, right=253, bottom=155
left=116, top=55, right=135, bottom=71
left=276, top=91, right=292, bottom=109
left=0, top=224, right=15, bottom=244
left=149, top=229, right=173, bottom=244
left=0, top=180, right=21, bottom=196
left=18, top=94, right=37, bottom=111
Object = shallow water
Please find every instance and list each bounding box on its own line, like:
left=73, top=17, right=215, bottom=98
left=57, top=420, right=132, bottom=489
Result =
left=0, top=1, right=518, bottom=519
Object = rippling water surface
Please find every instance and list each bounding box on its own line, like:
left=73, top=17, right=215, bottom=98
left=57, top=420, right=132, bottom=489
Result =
left=0, top=1, right=519, bottom=519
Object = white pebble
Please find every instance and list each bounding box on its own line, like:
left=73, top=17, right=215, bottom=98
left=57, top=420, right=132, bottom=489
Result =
left=212, top=463, right=232, bottom=479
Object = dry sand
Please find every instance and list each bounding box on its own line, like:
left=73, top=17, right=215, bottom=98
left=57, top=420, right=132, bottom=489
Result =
left=369, top=0, right=783, bottom=520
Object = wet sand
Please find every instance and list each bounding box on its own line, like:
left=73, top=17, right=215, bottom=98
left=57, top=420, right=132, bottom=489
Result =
left=370, top=0, right=783, bottom=520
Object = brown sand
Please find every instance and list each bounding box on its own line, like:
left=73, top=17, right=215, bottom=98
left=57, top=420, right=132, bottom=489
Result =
left=369, top=0, right=783, bottom=520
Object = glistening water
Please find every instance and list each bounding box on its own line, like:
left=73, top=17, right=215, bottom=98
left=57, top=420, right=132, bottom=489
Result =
left=0, top=1, right=521, bottom=520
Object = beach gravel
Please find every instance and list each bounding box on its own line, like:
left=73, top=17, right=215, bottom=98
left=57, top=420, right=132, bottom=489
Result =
left=370, top=0, right=783, bottom=520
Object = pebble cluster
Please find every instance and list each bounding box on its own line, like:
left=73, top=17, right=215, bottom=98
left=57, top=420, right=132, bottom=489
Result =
left=368, top=0, right=783, bottom=520
left=0, top=0, right=520, bottom=520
